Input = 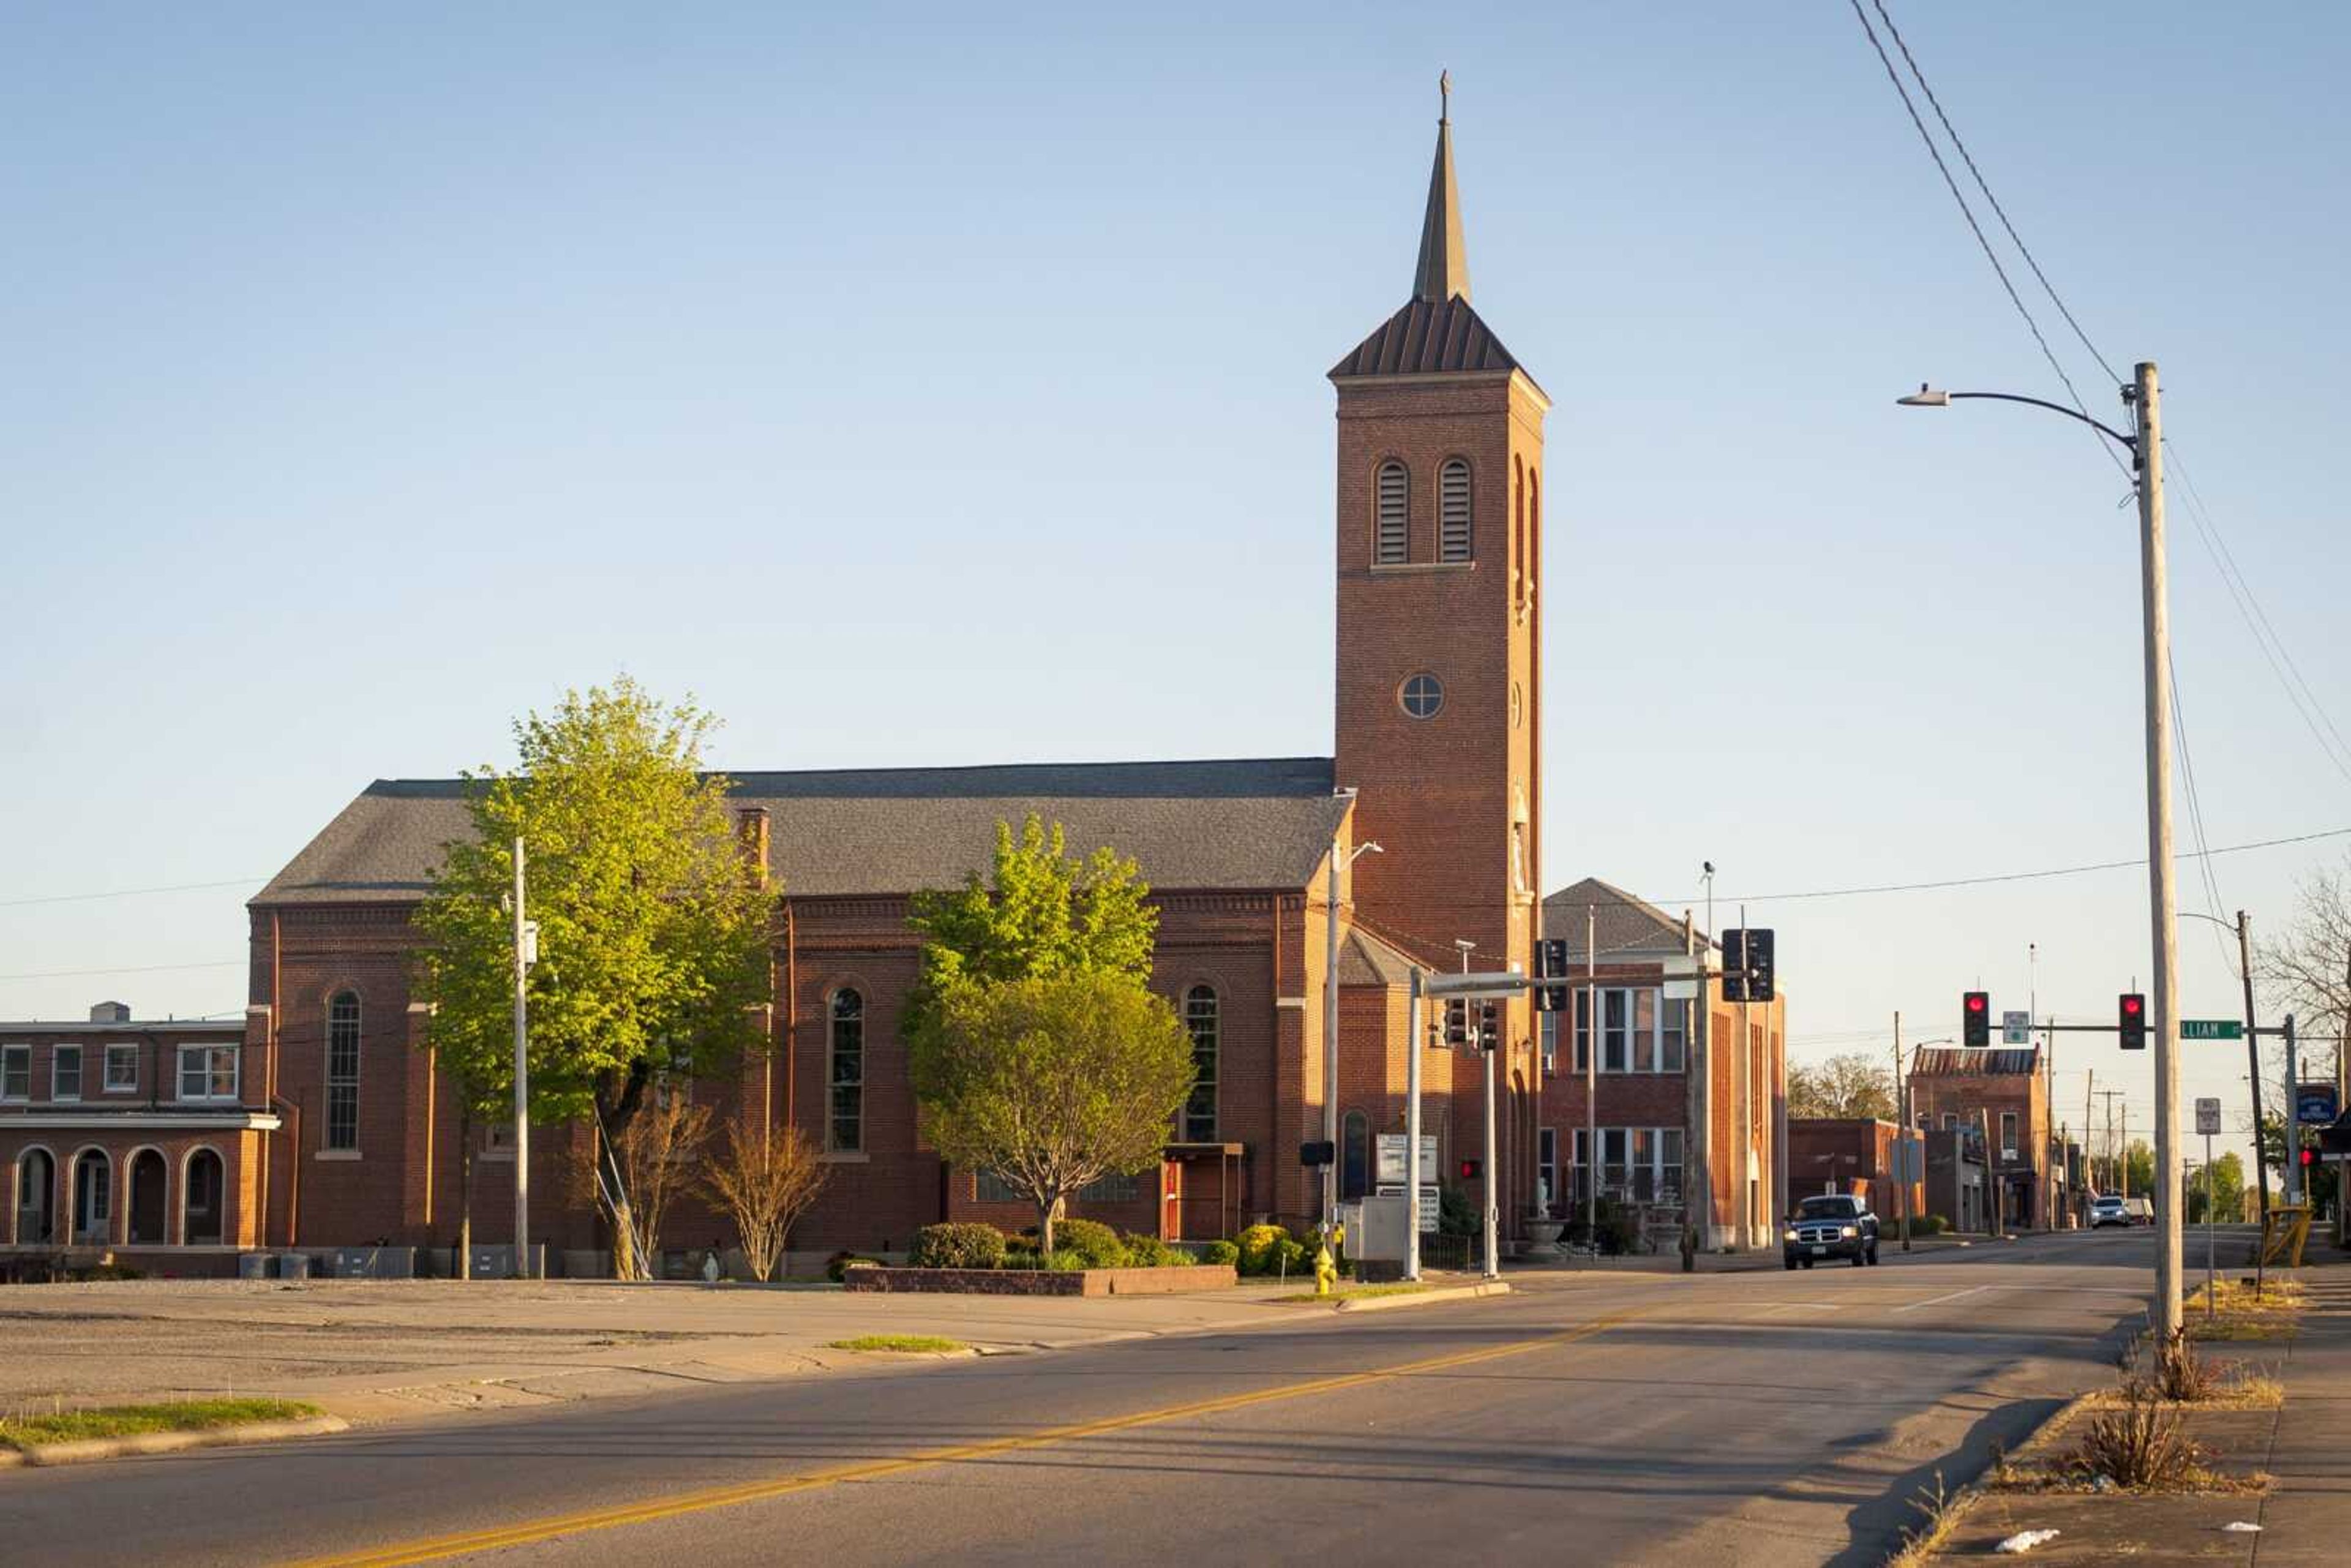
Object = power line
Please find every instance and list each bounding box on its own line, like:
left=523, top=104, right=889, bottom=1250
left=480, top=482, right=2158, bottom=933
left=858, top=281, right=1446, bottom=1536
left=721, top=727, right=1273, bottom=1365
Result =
left=1867, top=0, right=2121, bottom=384
left=0, top=959, right=244, bottom=983
left=1845, top=0, right=2130, bottom=482
left=0, top=877, right=262, bottom=910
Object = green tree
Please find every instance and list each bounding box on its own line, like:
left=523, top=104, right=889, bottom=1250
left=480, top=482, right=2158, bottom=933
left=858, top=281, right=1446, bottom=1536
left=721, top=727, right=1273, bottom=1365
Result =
left=903, top=813, right=1158, bottom=1064
left=2126, top=1138, right=2156, bottom=1198
left=913, top=972, right=1194, bottom=1254
left=2186, top=1150, right=2246, bottom=1223
left=1787, top=1052, right=1899, bottom=1121
left=413, top=678, right=774, bottom=1272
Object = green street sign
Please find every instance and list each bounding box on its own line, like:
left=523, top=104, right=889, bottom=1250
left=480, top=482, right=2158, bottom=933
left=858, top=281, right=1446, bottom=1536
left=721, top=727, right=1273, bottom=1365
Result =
left=2181, top=1019, right=2243, bottom=1041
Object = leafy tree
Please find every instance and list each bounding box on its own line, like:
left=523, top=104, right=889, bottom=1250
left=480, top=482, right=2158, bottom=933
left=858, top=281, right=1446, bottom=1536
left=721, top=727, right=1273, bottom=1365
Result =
left=2186, top=1150, right=2246, bottom=1223
left=413, top=678, right=774, bottom=1270
left=1787, top=1052, right=1900, bottom=1121
left=2126, top=1138, right=2155, bottom=1198
left=903, top=816, right=1158, bottom=1055
left=912, top=972, right=1194, bottom=1254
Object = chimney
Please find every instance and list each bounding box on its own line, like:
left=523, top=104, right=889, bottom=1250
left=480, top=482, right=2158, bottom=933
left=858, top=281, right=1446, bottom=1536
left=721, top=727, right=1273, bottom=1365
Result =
left=90, top=1000, right=131, bottom=1024
left=735, top=806, right=771, bottom=890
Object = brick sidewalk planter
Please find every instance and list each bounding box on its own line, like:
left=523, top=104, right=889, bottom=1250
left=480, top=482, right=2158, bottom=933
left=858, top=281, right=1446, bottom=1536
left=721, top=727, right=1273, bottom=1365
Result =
left=844, top=1264, right=1237, bottom=1297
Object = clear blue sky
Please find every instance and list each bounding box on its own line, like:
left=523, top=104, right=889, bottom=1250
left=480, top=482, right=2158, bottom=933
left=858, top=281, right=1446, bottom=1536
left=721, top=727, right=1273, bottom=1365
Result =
left=6, top=3, right=2346, bottom=1175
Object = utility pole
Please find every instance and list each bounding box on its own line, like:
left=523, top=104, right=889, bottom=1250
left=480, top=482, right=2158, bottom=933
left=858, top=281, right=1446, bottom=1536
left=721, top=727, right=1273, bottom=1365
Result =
left=1982, top=1106, right=2001, bottom=1240
left=2237, top=910, right=2271, bottom=1244
left=2284, top=1014, right=2302, bottom=1206
left=1894, top=1010, right=1910, bottom=1251
left=2339, top=942, right=2350, bottom=1247
left=1405, top=968, right=1423, bottom=1283
left=511, top=837, right=531, bottom=1280
left=1738, top=902, right=1753, bottom=1243
left=2129, top=360, right=2183, bottom=1340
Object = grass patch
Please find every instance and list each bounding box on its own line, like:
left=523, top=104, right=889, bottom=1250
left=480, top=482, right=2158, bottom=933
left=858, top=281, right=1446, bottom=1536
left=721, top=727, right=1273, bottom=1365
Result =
left=1277, top=1282, right=1434, bottom=1304
left=825, top=1335, right=969, bottom=1354
left=1884, top=1471, right=1965, bottom=1567
left=0, top=1397, right=319, bottom=1451
left=2187, top=1276, right=2307, bottom=1342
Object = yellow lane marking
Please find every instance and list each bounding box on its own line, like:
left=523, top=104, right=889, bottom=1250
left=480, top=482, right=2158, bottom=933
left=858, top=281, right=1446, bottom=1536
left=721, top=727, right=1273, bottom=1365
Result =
left=293, top=1310, right=1630, bottom=1567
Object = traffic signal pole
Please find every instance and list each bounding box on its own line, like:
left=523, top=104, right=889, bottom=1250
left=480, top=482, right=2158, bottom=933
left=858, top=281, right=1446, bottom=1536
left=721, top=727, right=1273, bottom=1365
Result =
left=2131, top=361, right=2184, bottom=1342
left=1406, top=969, right=1423, bottom=1283
left=1894, top=1010, right=1910, bottom=1251
left=2237, top=910, right=2272, bottom=1253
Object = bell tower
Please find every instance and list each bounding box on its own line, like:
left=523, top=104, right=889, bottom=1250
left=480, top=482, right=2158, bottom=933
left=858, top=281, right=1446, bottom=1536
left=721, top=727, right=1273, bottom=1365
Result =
left=1331, top=78, right=1546, bottom=1009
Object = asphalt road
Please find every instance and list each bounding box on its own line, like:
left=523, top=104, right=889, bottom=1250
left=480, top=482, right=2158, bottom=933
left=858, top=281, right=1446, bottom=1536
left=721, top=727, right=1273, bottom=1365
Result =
left=0, top=1229, right=2193, bottom=1568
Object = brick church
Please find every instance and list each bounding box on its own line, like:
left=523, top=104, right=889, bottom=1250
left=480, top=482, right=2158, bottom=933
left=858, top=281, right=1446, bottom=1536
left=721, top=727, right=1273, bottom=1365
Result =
left=3, top=100, right=1786, bottom=1272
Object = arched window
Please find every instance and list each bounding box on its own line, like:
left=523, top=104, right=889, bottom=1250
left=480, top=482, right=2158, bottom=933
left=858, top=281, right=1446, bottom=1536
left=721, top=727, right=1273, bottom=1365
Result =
left=184, top=1149, right=224, bottom=1245
left=325, top=991, right=361, bottom=1150
left=828, top=989, right=864, bottom=1153
left=1374, top=461, right=1409, bottom=565
left=1524, top=468, right=1539, bottom=615
left=1182, top=985, right=1218, bottom=1141
left=1439, top=458, right=1472, bottom=561
left=14, top=1148, right=54, bottom=1245
left=1512, top=457, right=1526, bottom=612
left=1341, top=1111, right=1371, bottom=1201
left=72, top=1149, right=111, bottom=1245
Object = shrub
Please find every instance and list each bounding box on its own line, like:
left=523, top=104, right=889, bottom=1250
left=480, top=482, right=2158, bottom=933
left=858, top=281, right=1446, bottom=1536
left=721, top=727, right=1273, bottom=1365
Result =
left=1043, top=1248, right=1088, bottom=1272
left=1437, top=1184, right=1476, bottom=1238
left=907, top=1222, right=1007, bottom=1270
left=1198, top=1240, right=1240, bottom=1267
left=2064, top=1376, right=2207, bottom=1488
left=2152, top=1328, right=2219, bottom=1403
left=1054, top=1218, right=1127, bottom=1269
left=825, top=1251, right=883, bottom=1283
left=1269, top=1237, right=1310, bottom=1278
left=1912, top=1214, right=1949, bottom=1236
left=1119, top=1233, right=1180, bottom=1268
left=1234, top=1223, right=1288, bottom=1275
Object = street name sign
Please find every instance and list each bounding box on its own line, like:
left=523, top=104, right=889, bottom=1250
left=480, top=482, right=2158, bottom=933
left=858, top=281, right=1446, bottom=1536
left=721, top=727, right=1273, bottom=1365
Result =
left=2195, top=1097, right=2222, bottom=1136
left=2002, top=1011, right=2031, bottom=1045
left=2182, top=1019, right=2243, bottom=1041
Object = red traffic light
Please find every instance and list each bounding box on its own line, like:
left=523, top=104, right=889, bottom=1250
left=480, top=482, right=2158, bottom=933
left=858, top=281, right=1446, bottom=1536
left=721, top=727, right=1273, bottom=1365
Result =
left=1460, top=1158, right=1481, bottom=1180
left=2301, top=1148, right=2317, bottom=1168
left=1966, top=994, right=1987, bottom=1014
left=2122, top=996, right=2144, bottom=1017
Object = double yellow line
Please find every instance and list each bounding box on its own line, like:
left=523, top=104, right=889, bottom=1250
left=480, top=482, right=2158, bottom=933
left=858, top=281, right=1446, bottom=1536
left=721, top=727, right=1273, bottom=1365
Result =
left=297, top=1310, right=1629, bottom=1566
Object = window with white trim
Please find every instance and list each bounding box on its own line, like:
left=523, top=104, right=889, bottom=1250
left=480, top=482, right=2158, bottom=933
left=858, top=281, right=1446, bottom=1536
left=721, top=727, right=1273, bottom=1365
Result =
left=828, top=988, right=864, bottom=1153
left=178, top=1044, right=238, bottom=1102
left=1182, top=985, right=1218, bottom=1141
left=104, top=1044, right=139, bottom=1093
left=1537, top=1127, right=1558, bottom=1213
left=1, top=1045, right=28, bottom=1102
left=52, top=1045, right=82, bottom=1102
left=1590, top=1125, right=1685, bottom=1205
left=325, top=992, right=361, bottom=1149
left=1438, top=457, right=1472, bottom=560
left=1568, top=988, right=1686, bottom=1075
left=1374, top=460, right=1409, bottom=564
left=2000, top=1111, right=2019, bottom=1160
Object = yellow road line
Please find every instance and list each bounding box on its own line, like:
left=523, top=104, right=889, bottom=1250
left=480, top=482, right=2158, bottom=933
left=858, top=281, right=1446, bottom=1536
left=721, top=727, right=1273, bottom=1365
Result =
left=293, top=1310, right=1630, bottom=1567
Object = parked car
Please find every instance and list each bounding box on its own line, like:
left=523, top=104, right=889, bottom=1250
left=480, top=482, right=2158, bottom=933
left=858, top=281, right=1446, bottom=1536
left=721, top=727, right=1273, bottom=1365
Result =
left=2090, top=1195, right=2129, bottom=1228
left=1783, top=1193, right=1880, bottom=1269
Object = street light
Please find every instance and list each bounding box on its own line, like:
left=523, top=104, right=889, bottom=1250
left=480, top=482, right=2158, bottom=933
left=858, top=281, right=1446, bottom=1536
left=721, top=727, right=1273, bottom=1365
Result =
left=1322, top=832, right=1382, bottom=1231
left=1896, top=364, right=2184, bottom=1340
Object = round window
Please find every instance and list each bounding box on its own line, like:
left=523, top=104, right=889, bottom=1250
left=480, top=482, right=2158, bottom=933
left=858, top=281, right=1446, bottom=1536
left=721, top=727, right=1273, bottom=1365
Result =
left=1399, top=673, right=1444, bottom=720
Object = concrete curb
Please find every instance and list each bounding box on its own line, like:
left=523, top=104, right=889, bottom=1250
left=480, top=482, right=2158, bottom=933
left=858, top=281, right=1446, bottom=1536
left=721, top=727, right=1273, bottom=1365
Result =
left=0, top=1414, right=348, bottom=1470
left=1332, top=1281, right=1512, bottom=1313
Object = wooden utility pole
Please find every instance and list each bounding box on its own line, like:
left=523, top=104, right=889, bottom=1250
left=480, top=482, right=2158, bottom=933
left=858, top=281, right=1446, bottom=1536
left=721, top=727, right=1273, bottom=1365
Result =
left=1894, top=1011, right=1910, bottom=1251
left=2237, top=911, right=2271, bottom=1243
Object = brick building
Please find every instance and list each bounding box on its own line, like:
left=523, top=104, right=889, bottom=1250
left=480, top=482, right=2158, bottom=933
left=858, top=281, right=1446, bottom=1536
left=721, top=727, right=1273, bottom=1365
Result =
left=1787, top=1117, right=1923, bottom=1221
left=6, top=99, right=1574, bottom=1273
left=1907, top=1047, right=2053, bottom=1232
left=1535, top=879, right=1787, bottom=1250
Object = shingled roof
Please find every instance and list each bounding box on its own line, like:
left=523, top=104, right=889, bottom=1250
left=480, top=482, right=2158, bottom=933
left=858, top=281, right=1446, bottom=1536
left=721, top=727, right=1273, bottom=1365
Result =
left=1913, top=1046, right=2041, bottom=1078
left=1540, top=877, right=1701, bottom=963
left=254, top=758, right=1352, bottom=907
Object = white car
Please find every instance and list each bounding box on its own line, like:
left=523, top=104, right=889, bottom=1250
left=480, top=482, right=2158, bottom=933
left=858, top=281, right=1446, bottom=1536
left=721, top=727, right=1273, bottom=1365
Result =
left=2090, top=1195, right=2129, bottom=1228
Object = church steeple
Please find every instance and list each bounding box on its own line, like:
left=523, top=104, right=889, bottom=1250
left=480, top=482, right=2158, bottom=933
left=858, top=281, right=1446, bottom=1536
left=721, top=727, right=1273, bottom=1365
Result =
left=1412, top=71, right=1469, bottom=304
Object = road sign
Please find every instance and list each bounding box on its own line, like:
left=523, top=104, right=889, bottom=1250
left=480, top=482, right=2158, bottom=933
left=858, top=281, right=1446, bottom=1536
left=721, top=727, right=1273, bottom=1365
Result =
left=2181, top=1019, right=2243, bottom=1041
left=1374, top=1134, right=1439, bottom=1187
left=1892, top=1136, right=1924, bottom=1182
left=2195, top=1097, right=2222, bottom=1136
left=1376, top=1185, right=1440, bottom=1232
left=2295, top=1086, right=2339, bottom=1126
left=2002, top=1010, right=2031, bottom=1046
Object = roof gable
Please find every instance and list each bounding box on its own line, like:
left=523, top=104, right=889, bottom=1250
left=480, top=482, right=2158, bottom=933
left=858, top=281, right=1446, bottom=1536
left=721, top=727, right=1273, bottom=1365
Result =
left=1541, top=877, right=1697, bottom=961
left=1329, top=295, right=1523, bottom=381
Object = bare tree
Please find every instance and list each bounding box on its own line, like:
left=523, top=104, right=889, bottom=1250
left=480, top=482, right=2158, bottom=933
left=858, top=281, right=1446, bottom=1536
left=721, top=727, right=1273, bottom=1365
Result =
left=699, top=1117, right=827, bottom=1282
left=2258, top=853, right=2351, bottom=1077
left=1787, top=1052, right=1900, bottom=1121
left=596, top=1090, right=713, bottom=1280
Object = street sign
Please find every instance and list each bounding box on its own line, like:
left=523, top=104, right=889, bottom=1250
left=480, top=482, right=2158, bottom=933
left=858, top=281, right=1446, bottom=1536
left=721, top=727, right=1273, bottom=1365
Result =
left=2002, top=1010, right=2031, bottom=1046
left=2295, top=1086, right=2339, bottom=1126
left=1374, top=1134, right=1439, bottom=1187
left=2195, top=1097, right=2222, bottom=1136
left=1376, top=1185, right=1439, bottom=1232
left=2181, top=1019, right=2243, bottom=1041
left=1892, top=1136, right=1924, bottom=1182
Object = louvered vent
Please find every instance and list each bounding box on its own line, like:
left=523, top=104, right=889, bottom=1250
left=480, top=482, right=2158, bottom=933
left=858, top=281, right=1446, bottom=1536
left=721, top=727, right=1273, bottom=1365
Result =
left=1375, top=462, right=1409, bottom=564
left=1439, top=459, right=1472, bottom=560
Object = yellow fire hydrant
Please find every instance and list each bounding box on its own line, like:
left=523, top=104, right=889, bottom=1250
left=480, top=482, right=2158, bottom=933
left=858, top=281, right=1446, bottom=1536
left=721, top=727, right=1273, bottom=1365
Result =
left=1314, top=1222, right=1343, bottom=1297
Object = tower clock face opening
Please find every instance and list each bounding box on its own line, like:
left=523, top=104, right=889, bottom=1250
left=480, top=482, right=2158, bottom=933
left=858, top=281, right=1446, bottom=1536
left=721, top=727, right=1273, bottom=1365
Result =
left=1398, top=673, right=1445, bottom=719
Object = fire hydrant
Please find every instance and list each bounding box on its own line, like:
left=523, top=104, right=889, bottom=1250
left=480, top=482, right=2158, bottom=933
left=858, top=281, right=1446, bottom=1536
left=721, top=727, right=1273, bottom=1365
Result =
left=1314, top=1223, right=1343, bottom=1297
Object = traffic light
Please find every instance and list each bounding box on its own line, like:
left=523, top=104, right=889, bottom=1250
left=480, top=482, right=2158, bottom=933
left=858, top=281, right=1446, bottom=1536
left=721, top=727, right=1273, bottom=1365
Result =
left=1534, top=937, right=1570, bottom=1013
left=1444, top=997, right=1469, bottom=1048
left=1722, top=929, right=1748, bottom=1003
left=2300, top=1146, right=2316, bottom=1170
left=2118, top=993, right=2147, bottom=1051
left=1743, top=928, right=1776, bottom=1003
left=1460, top=1158, right=1482, bottom=1181
left=1963, top=991, right=1990, bottom=1048
left=1298, top=1141, right=1334, bottom=1168
left=1479, top=1000, right=1499, bottom=1051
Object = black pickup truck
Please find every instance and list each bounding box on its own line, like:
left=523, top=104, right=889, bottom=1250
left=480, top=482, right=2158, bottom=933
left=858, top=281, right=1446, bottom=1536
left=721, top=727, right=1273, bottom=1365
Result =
left=1782, top=1193, right=1881, bottom=1269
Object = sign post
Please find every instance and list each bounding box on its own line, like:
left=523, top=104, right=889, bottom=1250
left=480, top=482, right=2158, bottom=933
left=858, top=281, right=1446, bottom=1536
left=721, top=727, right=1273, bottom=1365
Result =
left=2195, top=1096, right=2221, bottom=1318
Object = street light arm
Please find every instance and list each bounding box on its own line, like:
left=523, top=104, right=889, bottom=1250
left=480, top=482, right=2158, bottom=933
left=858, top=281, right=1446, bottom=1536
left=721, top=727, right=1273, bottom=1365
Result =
left=1925, top=390, right=2139, bottom=454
